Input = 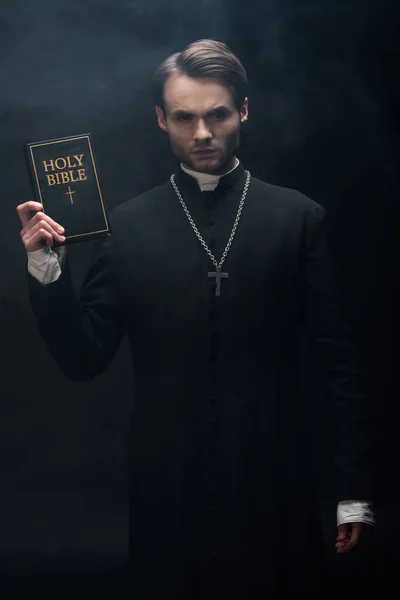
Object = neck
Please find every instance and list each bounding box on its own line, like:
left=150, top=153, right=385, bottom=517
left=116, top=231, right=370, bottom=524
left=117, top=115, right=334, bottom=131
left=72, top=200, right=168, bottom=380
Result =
left=182, top=155, right=238, bottom=176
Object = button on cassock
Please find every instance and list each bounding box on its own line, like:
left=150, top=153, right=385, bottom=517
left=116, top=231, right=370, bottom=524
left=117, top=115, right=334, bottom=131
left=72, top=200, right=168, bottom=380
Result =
left=209, top=305, right=217, bottom=318
left=208, top=409, right=219, bottom=427
left=210, top=396, right=218, bottom=407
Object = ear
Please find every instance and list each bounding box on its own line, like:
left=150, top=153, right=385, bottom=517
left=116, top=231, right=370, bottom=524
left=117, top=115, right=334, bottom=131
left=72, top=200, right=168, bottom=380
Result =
left=155, top=106, right=168, bottom=132
left=240, top=97, right=249, bottom=123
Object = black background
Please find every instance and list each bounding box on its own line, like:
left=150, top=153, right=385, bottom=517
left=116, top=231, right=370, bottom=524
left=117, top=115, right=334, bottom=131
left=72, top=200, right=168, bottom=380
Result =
left=0, top=0, right=398, bottom=597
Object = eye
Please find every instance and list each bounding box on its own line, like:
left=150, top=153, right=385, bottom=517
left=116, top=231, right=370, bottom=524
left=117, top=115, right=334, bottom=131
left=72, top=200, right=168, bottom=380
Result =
left=211, top=110, right=227, bottom=120
left=177, top=114, right=192, bottom=122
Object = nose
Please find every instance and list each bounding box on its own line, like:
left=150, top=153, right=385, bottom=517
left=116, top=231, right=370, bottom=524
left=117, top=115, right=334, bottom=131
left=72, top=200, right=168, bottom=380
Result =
left=193, top=118, right=212, bottom=142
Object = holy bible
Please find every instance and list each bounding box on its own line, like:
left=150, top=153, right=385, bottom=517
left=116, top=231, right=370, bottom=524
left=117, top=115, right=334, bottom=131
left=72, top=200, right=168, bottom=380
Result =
left=26, top=133, right=110, bottom=245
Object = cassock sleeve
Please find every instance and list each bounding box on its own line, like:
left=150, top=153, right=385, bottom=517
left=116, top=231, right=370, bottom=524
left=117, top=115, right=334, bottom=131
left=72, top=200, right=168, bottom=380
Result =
left=26, top=231, right=125, bottom=381
left=300, top=203, right=378, bottom=505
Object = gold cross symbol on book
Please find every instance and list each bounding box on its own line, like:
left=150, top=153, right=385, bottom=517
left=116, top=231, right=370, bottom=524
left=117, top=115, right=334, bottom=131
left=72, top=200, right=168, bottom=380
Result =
left=65, top=186, right=75, bottom=204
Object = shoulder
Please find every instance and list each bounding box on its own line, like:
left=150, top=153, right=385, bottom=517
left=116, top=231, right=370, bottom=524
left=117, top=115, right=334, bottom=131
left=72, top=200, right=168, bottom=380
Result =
left=109, top=181, right=171, bottom=224
left=250, top=176, right=325, bottom=219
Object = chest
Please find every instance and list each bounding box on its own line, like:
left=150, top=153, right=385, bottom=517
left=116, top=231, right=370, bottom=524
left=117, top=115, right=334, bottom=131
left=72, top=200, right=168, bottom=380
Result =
left=113, top=188, right=303, bottom=332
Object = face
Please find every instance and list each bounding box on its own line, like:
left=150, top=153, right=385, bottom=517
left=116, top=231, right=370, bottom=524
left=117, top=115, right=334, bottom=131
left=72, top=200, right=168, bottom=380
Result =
left=155, top=74, right=248, bottom=175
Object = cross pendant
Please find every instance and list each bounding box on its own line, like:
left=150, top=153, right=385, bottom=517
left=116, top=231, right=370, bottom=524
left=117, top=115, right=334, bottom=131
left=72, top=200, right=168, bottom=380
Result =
left=208, top=265, right=229, bottom=297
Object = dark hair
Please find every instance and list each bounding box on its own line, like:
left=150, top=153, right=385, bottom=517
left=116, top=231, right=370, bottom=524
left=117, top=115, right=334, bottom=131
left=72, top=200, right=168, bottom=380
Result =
left=152, top=39, right=248, bottom=112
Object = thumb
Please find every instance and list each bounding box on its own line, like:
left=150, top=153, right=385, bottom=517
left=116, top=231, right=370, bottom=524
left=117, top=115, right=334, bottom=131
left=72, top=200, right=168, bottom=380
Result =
left=337, top=523, right=348, bottom=540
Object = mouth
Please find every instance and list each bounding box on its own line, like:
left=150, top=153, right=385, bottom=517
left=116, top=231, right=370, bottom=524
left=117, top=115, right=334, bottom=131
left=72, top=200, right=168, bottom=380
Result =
left=192, top=149, right=218, bottom=157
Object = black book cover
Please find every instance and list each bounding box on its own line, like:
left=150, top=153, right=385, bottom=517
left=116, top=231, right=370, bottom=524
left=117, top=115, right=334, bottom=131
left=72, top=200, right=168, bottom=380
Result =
left=26, top=133, right=110, bottom=245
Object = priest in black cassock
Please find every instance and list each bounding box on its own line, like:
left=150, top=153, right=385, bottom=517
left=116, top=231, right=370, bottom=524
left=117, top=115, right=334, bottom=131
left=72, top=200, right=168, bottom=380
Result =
left=19, top=39, right=377, bottom=599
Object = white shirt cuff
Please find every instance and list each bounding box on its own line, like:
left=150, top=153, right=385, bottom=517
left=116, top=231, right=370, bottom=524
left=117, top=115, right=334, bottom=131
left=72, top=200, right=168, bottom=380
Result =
left=337, top=500, right=376, bottom=527
left=27, top=245, right=66, bottom=285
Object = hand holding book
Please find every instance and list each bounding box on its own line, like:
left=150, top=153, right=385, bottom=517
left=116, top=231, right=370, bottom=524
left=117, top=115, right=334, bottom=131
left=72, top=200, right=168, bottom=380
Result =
left=16, top=200, right=65, bottom=252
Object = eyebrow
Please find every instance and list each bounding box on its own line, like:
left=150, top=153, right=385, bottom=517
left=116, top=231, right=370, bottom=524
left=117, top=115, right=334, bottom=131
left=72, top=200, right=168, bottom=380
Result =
left=171, top=105, right=231, bottom=117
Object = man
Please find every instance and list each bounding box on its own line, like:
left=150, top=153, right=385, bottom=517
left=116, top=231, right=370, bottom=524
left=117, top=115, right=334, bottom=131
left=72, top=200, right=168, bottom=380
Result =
left=17, top=39, right=376, bottom=598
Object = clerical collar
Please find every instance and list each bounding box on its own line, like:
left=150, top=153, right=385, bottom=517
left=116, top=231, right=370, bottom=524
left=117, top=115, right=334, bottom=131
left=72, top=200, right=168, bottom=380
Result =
left=174, top=158, right=246, bottom=198
left=180, top=158, right=240, bottom=191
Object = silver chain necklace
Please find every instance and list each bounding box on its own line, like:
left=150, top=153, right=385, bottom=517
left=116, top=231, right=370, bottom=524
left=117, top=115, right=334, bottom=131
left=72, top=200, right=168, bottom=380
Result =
left=170, top=169, right=251, bottom=296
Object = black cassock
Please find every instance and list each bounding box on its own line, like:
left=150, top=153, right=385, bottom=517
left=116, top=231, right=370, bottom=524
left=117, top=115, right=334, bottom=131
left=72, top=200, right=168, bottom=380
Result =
left=27, top=163, right=374, bottom=598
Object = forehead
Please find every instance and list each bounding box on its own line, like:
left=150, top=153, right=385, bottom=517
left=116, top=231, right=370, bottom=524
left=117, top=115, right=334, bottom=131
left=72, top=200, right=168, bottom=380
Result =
left=163, top=74, right=235, bottom=113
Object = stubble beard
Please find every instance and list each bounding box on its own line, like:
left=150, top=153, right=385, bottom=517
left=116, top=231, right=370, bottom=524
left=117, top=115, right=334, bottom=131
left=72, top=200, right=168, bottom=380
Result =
left=173, top=129, right=240, bottom=175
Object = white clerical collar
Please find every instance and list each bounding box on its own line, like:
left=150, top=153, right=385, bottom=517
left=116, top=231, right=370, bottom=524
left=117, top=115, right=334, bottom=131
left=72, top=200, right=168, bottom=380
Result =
left=180, top=158, right=240, bottom=191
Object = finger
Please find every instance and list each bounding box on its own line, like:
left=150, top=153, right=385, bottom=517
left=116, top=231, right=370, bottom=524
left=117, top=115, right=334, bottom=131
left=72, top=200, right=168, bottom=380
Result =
left=336, top=523, right=349, bottom=541
left=31, top=211, right=65, bottom=234
left=24, top=218, right=65, bottom=243
left=16, top=201, right=43, bottom=226
left=23, top=226, right=54, bottom=250
left=22, top=217, right=65, bottom=246
left=337, top=539, right=357, bottom=553
left=336, top=523, right=350, bottom=553
left=335, top=542, right=347, bottom=550
left=348, top=522, right=363, bottom=546
left=336, top=537, right=351, bottom=553
left=337, top=523, right=363, bottom=553
left=23, top=223, right=64, bottom=252
left=352, top=522, right=363, bottom=536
